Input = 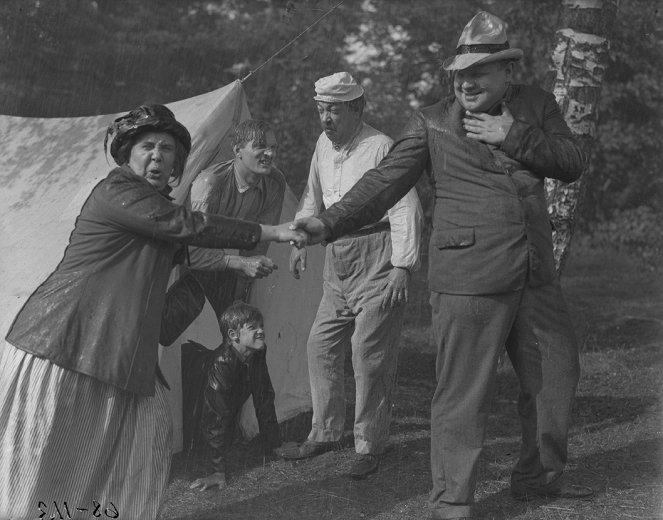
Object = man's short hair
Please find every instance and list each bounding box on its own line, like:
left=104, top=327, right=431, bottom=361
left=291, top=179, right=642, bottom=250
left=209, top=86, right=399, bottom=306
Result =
left=219, top=301, right=264, bottom=342
left=232, top=119, right=274, bottom=150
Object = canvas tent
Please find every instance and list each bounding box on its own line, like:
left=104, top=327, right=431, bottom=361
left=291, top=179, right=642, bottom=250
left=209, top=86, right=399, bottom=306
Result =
left=0, top=80, right=322, bottom=451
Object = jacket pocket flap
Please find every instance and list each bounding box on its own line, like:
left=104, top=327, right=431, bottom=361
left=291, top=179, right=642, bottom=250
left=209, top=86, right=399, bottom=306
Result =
left=434, top=227, right=475, bottom=249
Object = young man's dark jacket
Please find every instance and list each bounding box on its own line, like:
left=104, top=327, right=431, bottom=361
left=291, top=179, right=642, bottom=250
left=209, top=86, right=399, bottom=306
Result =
left=317, top=84, right=587, bottom=294
left=183, top=340, right=280, bottom=474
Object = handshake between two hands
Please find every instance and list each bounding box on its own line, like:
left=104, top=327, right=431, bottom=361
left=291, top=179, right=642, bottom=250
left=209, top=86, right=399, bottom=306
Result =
left=264, top=216, right=330, bottom=248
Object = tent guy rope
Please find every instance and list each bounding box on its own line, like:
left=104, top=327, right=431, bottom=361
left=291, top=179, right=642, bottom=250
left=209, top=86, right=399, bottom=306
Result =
left=240, top=0, right=346, bottom=84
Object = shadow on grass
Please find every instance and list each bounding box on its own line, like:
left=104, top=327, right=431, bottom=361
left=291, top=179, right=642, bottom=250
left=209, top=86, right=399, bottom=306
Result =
left=166, top=435, right=662, bottom=520
left=579, top=315, right=663, bottom=353
left=167, top=434, right=433, bottom=520
left=166, top=349, right=659, bottom=519
left=574, top=394, right=659, bottom=427
left=473, top=437, right=662, bottom=520
left=491, top=362, right=660, bottom=432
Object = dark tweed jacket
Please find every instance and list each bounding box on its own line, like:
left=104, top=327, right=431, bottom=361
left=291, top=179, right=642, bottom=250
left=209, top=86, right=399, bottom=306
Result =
left=319, top=84, right=586, bottom=295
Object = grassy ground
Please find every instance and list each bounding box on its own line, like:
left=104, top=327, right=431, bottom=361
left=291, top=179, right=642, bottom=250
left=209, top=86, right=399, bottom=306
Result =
left=161, top=243, right=663, bottom=520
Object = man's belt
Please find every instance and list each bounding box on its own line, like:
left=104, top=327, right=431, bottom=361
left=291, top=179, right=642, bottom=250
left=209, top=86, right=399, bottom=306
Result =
left=342, top=221, right=390, bottom=239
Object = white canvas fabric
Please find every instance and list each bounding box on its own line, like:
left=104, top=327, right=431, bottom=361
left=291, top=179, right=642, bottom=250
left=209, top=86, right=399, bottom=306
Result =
left=0, top=80, right=319, bottom=450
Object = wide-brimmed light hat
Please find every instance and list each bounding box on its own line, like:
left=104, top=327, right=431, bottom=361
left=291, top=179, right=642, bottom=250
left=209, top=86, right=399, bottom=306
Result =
left=442, top=11, right=523, bottom=71
left=313, top=72, right=364, bottom=103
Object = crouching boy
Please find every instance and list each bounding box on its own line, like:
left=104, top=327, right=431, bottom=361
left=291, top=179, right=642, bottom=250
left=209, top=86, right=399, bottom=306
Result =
left=189, top=302, right=280, bottom=491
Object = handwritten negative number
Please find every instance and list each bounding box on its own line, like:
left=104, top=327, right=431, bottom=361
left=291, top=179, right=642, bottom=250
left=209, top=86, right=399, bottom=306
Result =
left=38, top=500, right=119, bottom=519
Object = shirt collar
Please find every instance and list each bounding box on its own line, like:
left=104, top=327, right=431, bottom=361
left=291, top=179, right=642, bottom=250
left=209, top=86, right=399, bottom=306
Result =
left=332, top=121, right=365, bottom=154
left=233, top=163, right=265, bottom=194
left=231, top=343, right=255, bottom=363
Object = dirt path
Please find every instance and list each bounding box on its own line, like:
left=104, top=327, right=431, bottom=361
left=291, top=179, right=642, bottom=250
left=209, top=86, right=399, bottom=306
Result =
left=161, top=245, right=663, bottom=520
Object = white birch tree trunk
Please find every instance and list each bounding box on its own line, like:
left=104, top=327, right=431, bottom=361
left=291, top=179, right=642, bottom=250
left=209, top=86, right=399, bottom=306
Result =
left=544, top=0, right=618, bottom=273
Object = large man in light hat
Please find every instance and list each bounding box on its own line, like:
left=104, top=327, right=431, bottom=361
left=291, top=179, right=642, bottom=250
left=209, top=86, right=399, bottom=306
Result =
left=282, top=71, right=423, bottom=480
left=292, top=13, right=592, bottom=519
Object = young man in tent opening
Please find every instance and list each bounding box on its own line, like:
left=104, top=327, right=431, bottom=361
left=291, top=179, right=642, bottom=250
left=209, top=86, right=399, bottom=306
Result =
left=188, top=118, right=287, bottom=315
left=282, top=72, right=423, bottom=480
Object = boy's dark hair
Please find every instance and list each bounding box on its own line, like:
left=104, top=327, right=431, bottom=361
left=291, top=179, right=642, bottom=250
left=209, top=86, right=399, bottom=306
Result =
left=232, top=119, right=275, bottom=150
left=219, top=301, right=264, bottom=343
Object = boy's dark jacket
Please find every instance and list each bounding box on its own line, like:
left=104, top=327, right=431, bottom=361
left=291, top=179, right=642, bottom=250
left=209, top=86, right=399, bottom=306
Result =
left=182, top=340, right=280, bottom=474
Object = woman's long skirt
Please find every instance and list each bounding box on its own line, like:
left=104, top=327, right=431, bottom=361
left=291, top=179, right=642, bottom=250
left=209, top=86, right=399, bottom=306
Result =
left=0, top=340, right=172, bottom=520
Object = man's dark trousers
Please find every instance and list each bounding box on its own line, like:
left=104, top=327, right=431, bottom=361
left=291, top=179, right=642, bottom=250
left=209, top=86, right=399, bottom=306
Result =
left=428, top=280, right=579, bottom=519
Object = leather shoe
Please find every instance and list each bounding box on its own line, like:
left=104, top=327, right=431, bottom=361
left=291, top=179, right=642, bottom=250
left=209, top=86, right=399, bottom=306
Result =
left=512, top=482, right=594, bottom=501
left=279, top=440, right=338, bottom=460
left=349, top=454, right=379, bottom=479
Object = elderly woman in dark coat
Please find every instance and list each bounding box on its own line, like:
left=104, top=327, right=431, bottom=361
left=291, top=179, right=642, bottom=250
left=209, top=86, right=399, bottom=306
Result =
left=0, top=105, right=301, bottom=520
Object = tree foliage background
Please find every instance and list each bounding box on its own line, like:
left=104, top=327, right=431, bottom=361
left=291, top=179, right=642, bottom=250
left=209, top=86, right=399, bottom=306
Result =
left=1, top=0, right=661, bottom=244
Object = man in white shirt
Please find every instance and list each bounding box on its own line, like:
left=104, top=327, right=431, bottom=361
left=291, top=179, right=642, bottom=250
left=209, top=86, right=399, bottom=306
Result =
left=283, top=72, right=423, bottom=479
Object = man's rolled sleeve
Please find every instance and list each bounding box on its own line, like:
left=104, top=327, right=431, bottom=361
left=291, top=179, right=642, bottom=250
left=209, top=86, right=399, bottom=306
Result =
left=188, top=246, right=230, bottom=271
left=188, top=172, right=228, bottom=270
left=294, top=148, right=323, bottom=221
left=387, top=187, right=423, bottom=272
